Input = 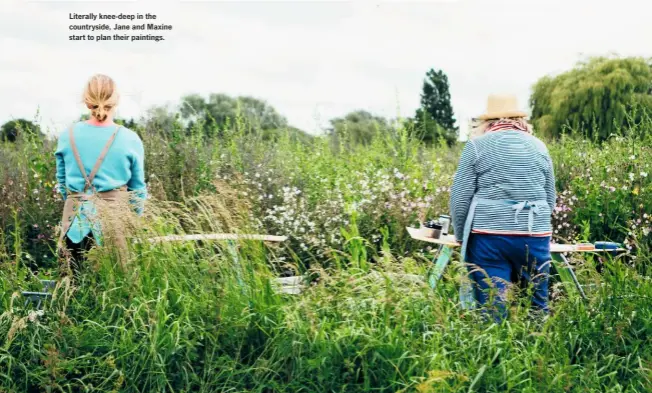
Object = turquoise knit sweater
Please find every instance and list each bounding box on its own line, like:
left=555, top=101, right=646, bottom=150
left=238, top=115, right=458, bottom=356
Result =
left=55, top=121, right=147, bottom=244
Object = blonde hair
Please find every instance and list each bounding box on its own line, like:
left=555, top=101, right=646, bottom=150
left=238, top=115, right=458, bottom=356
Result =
left=83, top=74, right=119, bottom=122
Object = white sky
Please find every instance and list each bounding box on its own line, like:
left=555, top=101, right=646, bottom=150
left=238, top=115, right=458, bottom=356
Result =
left=1, top=0, right=650, bottom=140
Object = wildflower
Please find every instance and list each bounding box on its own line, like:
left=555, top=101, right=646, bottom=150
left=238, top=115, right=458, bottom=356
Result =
left=641, top=172, right=648, bottom=178
left=629, top=173, right=635, bottom=181
left=630, top=155, right=636, bottom=160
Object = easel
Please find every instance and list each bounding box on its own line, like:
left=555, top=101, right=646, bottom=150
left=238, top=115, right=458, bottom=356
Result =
left=406, top=227, right=626, bottom=308
left=21, top=233, right=294, bottom=310
left=146, top=233, right=297, bottom=294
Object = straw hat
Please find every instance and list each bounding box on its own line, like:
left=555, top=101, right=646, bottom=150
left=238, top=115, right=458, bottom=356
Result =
left=476, top=94, right=528, bottom=120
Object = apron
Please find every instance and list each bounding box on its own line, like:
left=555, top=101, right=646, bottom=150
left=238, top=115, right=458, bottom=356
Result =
left=57, top=124, right=130, bottom=266
left=458, top=196, right=549, bottom=309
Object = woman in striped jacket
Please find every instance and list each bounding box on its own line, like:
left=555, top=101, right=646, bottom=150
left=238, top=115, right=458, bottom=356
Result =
left=449, top=94, right=556, bottom=321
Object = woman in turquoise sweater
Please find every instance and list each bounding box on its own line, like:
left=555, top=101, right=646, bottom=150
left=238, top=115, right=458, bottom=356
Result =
left=55, top=74, right=147, bottom=276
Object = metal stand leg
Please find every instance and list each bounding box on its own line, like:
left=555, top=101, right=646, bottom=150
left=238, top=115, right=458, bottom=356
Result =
left=551, top=253, right=587, bottom=301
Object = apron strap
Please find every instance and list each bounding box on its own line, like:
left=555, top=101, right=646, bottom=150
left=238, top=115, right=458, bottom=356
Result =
left=68, top=124, right=93, bottom=193
left=68, top=123, right=121, bottom=193
left=87, top=125, right=121, bottom=186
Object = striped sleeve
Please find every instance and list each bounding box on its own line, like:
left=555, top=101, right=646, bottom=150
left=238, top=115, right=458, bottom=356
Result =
left=450, top=141, right=478, bottom=242
left=544, top=155, right=556, bottom=212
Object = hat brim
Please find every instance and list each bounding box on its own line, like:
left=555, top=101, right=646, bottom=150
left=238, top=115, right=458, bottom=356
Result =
left=477, top=110, right=528, bottom=120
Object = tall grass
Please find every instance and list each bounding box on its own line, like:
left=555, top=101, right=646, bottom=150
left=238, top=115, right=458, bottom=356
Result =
left=0, top=200, right=650, bottom=391
left=0, top=111, right=650, bottom=392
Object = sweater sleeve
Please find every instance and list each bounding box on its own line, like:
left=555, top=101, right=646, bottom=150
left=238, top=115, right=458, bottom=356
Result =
left=54, top=133, right=67, bottom=201
left=449, top=141, right=478, bottom=242
left=544, top=155, right=557, bottom=212
left=127, top=134, right=147, bottom=215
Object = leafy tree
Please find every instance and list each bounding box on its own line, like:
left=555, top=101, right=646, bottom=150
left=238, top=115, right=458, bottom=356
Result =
left=115, top=117, right=139, bottom=129
left=179, top=93, right=289, bottom=135
left=414, top=69, right=457, bottom=144
left=530, top=56, right=652, bottom=141
left=262, top=126, right=314, bottom=145
left=0, top=119, right=43, bottom=142
left=411, top=108, right=455, bottom=146
left=328, top=110, right=389, bottom=146
left=140, top=105, right=184, bottom=137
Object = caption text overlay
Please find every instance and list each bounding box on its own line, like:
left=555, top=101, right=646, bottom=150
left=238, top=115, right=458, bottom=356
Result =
left=69, top=13, right=172, bottom=43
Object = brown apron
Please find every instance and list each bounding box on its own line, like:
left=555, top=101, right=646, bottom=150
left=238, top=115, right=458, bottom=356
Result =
left=57, top=124, right=131, bottom=267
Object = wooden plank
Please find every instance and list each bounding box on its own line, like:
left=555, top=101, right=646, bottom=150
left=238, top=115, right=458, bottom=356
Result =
left=406, top=227, right=625, bottom=254
left=147, top=233, right=288, bottom=243
left=406, top=227, right=459, bottom=246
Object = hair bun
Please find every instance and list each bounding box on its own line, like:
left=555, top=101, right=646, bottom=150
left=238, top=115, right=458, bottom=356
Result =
left=83, top=74, right=118, bottom=121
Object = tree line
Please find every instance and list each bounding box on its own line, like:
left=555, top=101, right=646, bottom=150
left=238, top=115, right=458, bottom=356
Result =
left=3, top=55, right=651, bottom=144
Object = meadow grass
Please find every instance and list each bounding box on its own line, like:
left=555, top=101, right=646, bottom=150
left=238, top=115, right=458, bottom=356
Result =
left=0, top=114, right=650, bottom=392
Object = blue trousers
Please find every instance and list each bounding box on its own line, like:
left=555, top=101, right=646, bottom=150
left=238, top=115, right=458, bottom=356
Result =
left=465, top=234, right=551, bottom=321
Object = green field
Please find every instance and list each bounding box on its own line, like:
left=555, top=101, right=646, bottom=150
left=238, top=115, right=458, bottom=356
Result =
left=0, top=109, right=650, bottom=392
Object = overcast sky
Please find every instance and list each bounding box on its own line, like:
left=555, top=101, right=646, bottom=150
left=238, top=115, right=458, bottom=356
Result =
left=1, top=0, right=650, bottom=139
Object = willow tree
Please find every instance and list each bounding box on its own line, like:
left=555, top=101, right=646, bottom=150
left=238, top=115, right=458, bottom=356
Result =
left=529, top=56, right=652, bottom=141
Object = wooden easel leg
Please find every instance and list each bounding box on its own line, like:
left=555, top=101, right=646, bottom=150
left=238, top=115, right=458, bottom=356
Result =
left=428, top=245, right=476, bottom=310
left=226, top=240, right=245, bottom=290
left=428, top=245, right=451, bottom=289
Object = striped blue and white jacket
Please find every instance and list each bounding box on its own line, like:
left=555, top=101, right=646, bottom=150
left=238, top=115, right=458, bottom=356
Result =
left=449, top=130, right=556, bottom=242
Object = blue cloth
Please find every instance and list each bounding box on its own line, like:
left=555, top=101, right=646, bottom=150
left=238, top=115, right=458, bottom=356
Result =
left=465, top=233, right=551, bottom=322
left=55, top=121, right=147, bottom=244
left=449, top=130, right=556, bottom=242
